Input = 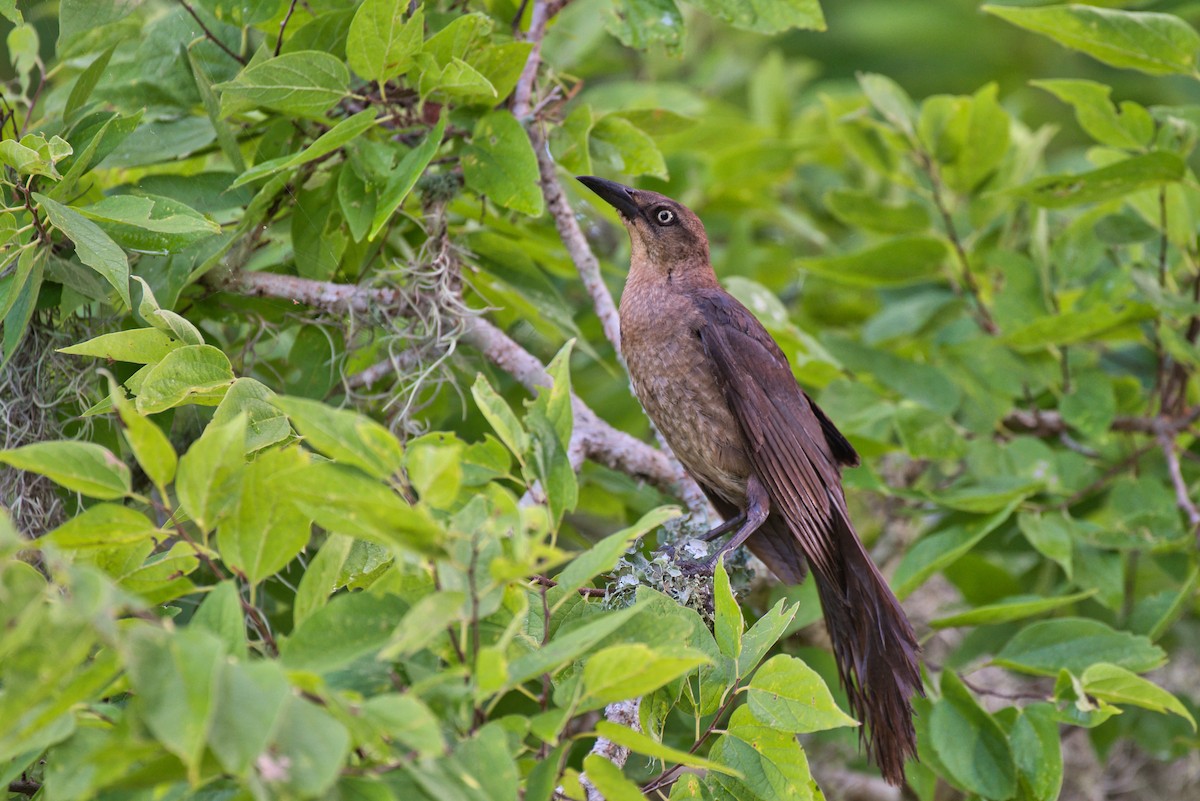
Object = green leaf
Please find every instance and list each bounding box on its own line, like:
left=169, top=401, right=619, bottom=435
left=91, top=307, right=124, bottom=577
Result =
left=607, top=0, right=684, bottom=54
left=1032, top=79, right=1153, bottom=149
left=1011, top=704, right=1063, bottom=801
left=75, top=195, right=221, bottom=254
left=1003, top=303, right=1157, bottom=351
left=590, top=114, right=667, bottom=180
left=506, top=603, right=647, bottom=687
left=218, top=51, right=350, bottom=118
left=594, top=721, right=736, bottom=776
left=687, top=0, right=825, bottom=34
left=281, top=591, right=408, bottom=673
left=404, top=433, right=464, bottom=509
left=212, top=378, right=290, bottom=452
left=273, top=395, right=404, bottom=480
left=824, top=188, right=930, bottom=234
left=462, top=111, right=544, bottom=216
left=293, top=534, right=355, bottom=627
left=209, top=660, right=290, bottom=776
left=930, top=671, right=1016, bottom=799
left=135, top=345, right=236, bottom=414
left=930, top=590, right=1097, bottom=629
left=581, top=644, right=710, bottom=710
left=994, top=618, right=1166, bottom=676
left=713, top=559, right=743, bottom=662
left=369, top=115, right=446, bottom=239
left=1080, top=663, right=1196, bottom=729
left=176, top=413, right=247, bottom=534
left=858, top=72, right=917, bottom=138
left=379, top=590, right=465, bottom=659
left=745, top=654, right=858, bottom=733
left=33, top=193, right=130, bottom=307
left=113, top=383, right=177, bottom=490
left=191, top=580, right=247, bottom=659
left=187, top=44, right=246, bottom=172
left=1061, top=371, right=1117, bottom=440
left=471, top=374, right=528, bottom=459
left=582, top=754, right=644, bottom=801
left=799, top=236, right=948, bottom=287
left=555, top=506, right=680, bottom=600
left=287, top=462, right=443, bottom=554
left=983, top=4, right=1200, bottom=76
left=232, top=108, right=380, bottom=187
left=43, top=503, right=159, bottom=549
left=893, top=499, right=1021, bottom=599
left=708, top=706, right=816, bottom=800
left=0, top=441, right=130, bottom=500
left=348, top=2, right=423, bottom=85
left=362, top=694, right=445, bottom=759
left=217, top=446, right=312, bottom=585
left=1013, top=151, right=1184, bottom=208
left=269, top=696, right=350, bottom=797
left=124, top=626, right=224, bottom=781
left=738, top=598, right=797, bottom=678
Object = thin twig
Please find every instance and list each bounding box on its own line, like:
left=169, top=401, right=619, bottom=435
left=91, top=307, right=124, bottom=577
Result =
left=531, top=574, right=608, bottom=596
left=917, top=152, right=998, bottom=335
left=642, top=687, right=741, bottom=794
left=177, top=0, right=247, bottom=65
left=1158, top=430, right=1200, bottom=542
left=275, top=0, right=300, bottom=57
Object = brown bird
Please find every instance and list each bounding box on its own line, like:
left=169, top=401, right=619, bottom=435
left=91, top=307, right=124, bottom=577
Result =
left=578, top=176, right=922, bottom=785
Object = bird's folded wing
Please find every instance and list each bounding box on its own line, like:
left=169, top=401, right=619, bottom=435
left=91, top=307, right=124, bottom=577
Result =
left=695, top=291, right=848, bottom=581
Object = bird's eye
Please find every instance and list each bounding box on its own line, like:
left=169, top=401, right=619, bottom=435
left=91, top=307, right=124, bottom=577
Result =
left=655, top=208, right=676, bottom=225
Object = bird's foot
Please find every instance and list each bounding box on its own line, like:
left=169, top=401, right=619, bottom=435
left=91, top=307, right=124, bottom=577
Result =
left=674, top=558, right=717, bottom=578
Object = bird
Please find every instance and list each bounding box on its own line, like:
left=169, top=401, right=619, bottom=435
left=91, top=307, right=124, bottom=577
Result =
left=577, top=175, right=922, bottom=786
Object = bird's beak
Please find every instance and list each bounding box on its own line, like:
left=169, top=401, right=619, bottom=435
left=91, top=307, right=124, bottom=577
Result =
left=576, top=176, right=639, bottom=220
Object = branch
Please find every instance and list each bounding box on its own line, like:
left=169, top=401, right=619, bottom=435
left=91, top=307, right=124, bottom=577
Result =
left=1159, top=430, right=1200, bottom=543
left=177, top=0, right=246, bottom=65
left=1003, top=408, right=1200, bottom=438
left=578, top=698, right=640, bottom=801
left=511, top=0, right=571, bottom=118
left=228, top=271, right=688, bottom=496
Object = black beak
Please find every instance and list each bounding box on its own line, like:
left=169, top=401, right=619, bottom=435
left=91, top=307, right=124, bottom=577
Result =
left=576, top=176, right=639, bottom=220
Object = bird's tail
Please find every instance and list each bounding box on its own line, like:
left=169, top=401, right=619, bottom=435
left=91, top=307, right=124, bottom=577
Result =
left=811, top=515, right=922, bottom=786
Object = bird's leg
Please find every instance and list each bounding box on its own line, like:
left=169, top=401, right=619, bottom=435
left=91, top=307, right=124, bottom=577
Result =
left=655, top=510, right=744, bottom=561
left=682, top=476, right=770, bottom=575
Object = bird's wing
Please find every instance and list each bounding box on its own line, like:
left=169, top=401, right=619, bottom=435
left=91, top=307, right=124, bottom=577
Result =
left=693, top=290, right=852, bottom=581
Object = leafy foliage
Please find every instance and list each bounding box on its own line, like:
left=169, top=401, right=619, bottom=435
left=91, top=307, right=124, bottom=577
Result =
left=2, top=1, right=1200, bottom=800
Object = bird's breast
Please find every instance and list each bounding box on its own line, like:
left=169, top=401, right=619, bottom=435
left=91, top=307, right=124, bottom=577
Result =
left=620, top=287, right=751, bottom=505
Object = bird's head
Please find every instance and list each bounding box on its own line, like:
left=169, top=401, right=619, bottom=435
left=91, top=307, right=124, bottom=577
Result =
left=576, top=176, right=710, bottom=277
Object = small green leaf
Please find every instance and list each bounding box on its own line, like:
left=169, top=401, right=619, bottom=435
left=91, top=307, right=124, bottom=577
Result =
left=369, top=115, right=446, bottom=239
left=589, top=114, right=666, bottom=180
left=281, top=591, right=408, bottom=673
left=287, top=462, right=443, bottom=554
left=209, top=660, right=291, bottom=776
left=463, top=111, right=544, bottom=215
left=800, top=236, right=949, bottom=287
left=709, top=706, right=816, bottom=799
left=983, top=4, right=1200, bottom=76
left=217, top=446, right=312, bottom=586
left=713, top=559, right=743, bottom=662
left=124, top=626, right=224, bottom=781
left=607, top=0, right=683, bottom=54
left=75, top=195, right=221, bottom=253
left=113, top=383, right=177, bottom=490
left=1081, top=663, right=1196, bottom=729
left=1013, top=151, right=1184, bottom=208
left=581, top=644, right=710, bottom=710
left=293, top=534, right=355, bottom=627
left=738, top=598, right=797, bottom=678
left=554, top=506, right=680, bottom=600
left=232, top=108, right=380, bottom=187
left=273, top=395, right=404, bottom=480
left=1003, top=303, right=1157, bottom=351
left=930, top=671, right=1017, bottom=799
left=686, top=0, right=824, bottom=34
left=994, top=618, right=1166, bottom=676
left=506, top=603, right=646, bottom=688
left=471, top=374, right=528, bottom=459
left=594, top=721, right=738, bottom=776
left=893, top=500, right=1021, bottom=599
left=824, top=189, right=930, bottom=234
left=930, top=590, right=1097, bottom=629
left=1011, top=704, right=1063, bottom=801
left=43, top=503, right=159, bottom=549
left=1033, top=79, right=1153, bottom=149
left=348, top=2, right=423, bottom=85
left=176, top=413, right=247, bottom=534
left=380, top=590, right=465, bottom=659
left=582, top=754, right=644, bottom=801
left=212, top=378, right=290, bottom=452
left=191, top=580, right=247, bottom=659
left=362, top=694, right=445, bottom=758
left=34, top=193, right=130, bottom=306
left=745, top=654, right=858, bottom=733
left=858, top=72, right=917, bottom=137
left=269, top=696, right=350, bottom=797
left=404, top=433, right=464, bottom=509
left=135, top=345, right=236, bottom=414
left=0, top=441, right=130, bottom=500
left=218, top=51, right=350, bottom=118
